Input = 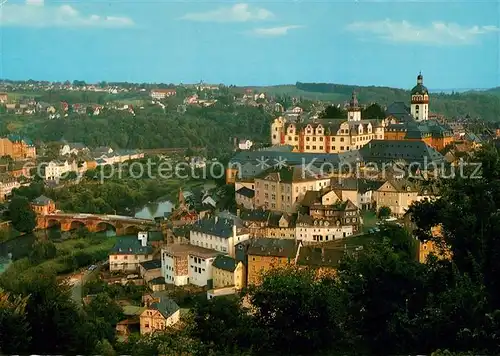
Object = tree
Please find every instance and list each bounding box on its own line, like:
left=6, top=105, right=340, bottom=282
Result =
left=8, top=196, right=36, bottom=233
left=377, top=206, right=391, bottom=219
left=0, top=289, right=30, bottom=354
left=319, top=105, right=346, bottom=119
left=248, top=267, right=347, bottom=355
left=29, top=240, right=57, bottom=264
left=362, top=103, right=386, bottom=120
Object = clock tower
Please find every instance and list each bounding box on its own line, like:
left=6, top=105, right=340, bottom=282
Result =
left=410, top=72, right=429, bottom=121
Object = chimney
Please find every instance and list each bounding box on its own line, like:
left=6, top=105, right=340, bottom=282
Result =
left=215, top=216, right=218, bottom=224
left=236, top=208, right=241, bottom=217
left=138, top=231, right=148, bottom=247
left=233, top=224, right=237, bottom=238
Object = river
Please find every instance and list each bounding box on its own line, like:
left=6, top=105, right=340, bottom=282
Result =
left=134, top=200, right=173, bottom=220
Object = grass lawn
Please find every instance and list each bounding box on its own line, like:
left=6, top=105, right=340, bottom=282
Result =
left=6, top=92, right=43, bottom=100
left=361, top=210, right=378, bottom=233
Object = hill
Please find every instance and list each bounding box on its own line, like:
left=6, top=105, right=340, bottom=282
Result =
left=250, top=82, right=500, bottom=121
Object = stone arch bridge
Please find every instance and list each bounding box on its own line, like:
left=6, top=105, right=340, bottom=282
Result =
left=36, top=213, right=156, bottom=236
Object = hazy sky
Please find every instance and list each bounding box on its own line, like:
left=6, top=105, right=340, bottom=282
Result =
left=1, top=0, right=499, bottom=89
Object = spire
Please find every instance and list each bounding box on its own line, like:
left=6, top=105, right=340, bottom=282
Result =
left=349, top=90, right=359, bottom=108
left=417, top=72, right=423, bottom=84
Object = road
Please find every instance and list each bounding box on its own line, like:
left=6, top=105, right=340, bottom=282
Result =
left=69, top=261, right=107, bottom=305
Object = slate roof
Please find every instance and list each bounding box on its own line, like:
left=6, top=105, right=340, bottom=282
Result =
left=149, top=277, right=166, bottom=285
left=110, top=237, right=153, bottom=255
left=358, top=140, right=444, bottom=165
left=247, top=238, right=298, bottom=258
left=296, top=246, right=345, bottom=268
left=236, top=187, right=255, bottom=198
left=255, top=165, right=328, bottom=183
left=268, top=212, right=297, bottom=228
left=148, top=297, right=180, bottom=320
left=32, top=195, right=53, bottom=205
left=386, top=102, right=410, bottom=117
left=191, top=217, right=236, bottom=238
left=6, top=134, right=34, bottom=146
left=148, top=231, right=164, bottom=242
left=212, top=255, right=237, bottom=272
left=239, top=208, right=269, bottom=222
left=139, top=259, right=162, bottom=270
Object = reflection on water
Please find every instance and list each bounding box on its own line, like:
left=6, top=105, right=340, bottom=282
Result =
left=135, top=200, right=173, bottom=220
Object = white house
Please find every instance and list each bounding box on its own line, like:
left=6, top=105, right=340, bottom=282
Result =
left=188, top=251, right=218, bottom=287
left=238, top=139, right=253, bottom=151
left=59, top=142, right=89, bottom=156
left=109, top=233, right=154, bottom=272
left=0, top=177, right=21, bottom=201
left=190, top=217, right=250, bottom=258
left=161, top=244, right=221, bottom=287
left=44, top=160, right=76, bottom=181
left=295, top=215, right=354, bottom=243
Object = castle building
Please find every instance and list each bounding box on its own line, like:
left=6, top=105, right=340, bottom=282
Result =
left=0, top=135, right=36, bottom=161
left=384, top=73, right=453, bottom=151
left=271, top=92, right=384, bottom=154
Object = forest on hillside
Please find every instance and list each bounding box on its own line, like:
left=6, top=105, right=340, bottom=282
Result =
left=294, top=82, right=500, bottom=121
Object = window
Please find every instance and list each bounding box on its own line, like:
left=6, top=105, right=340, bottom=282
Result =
left=313, top=137, right=316, bottom=142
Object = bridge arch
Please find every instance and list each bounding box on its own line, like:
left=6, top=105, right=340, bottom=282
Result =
left=96, top=221, right=117, bottom=233
left=69, top=220, right=86, bottom=231
left=47, top=219, right=61, bottom=229
left=124, top=225, right=141, bottom=235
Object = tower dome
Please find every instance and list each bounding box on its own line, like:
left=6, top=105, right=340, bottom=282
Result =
left=411, top=72, right=428, bottom=95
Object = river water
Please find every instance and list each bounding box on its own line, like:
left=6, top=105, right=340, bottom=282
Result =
left=134, top=200, right=173, bottom=220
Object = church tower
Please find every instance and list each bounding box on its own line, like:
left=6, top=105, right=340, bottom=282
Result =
left=347, top=91, right=362, bottom=122
left=410, top=72, right=429, bottom=121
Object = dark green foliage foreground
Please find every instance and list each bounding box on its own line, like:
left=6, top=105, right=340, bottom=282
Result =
left=3, top=146, right=500, bottom=355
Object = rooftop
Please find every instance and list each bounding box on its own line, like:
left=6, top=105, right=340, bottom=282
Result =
left=139, top=259, right=162, bottom=270
left=246, top=238, right=298, bottom=258
left=212, top=255, right=238, bottom=272
left=110, top=237, right=153, bottom=255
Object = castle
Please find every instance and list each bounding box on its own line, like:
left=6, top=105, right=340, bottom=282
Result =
left=271, top=73, right=452, bottom=153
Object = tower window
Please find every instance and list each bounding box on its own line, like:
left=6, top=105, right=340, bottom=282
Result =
left=415, top=105, right=420, bottom=114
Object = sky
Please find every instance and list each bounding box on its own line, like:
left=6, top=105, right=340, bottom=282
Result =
left=1, top=0, right=500, bottom=89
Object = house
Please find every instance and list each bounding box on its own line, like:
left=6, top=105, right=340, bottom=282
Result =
left=238, top=139, right=253, bottom=151
left=254, top=165, right=331, bottom=213
left=140, top=297, right=180, bottom=335
left=0, top=93, right=7, bottom=103
left=243, top=238, right=299, bottom=286
left=60, top=142, right=89, bottom=156
left=295, top=244, right=344, bottom=278
left=150, top=89, right=176, bottom=100
left=8, top=161, right=34, bottom=178
left=303, top=197, right=361, bottom=233
left=93, top=146, right=114, bottom=156
left=109, top=233, right=154, bottom=272
left=235, top=187, right=255, bottom=209
left=0, top=175, right=21, bottom=201
left=190, top=217, right=250, bottom=258
left=188, top=247, right=223, bottom=287
left=295, top=212, right=354, bottom=244
left=31, top=195, right=56, bottom=215
left=372, top=179, right=419, bottom=217
left=161, top=244, right=221, bottom=287
left=44, top=160, right=77, bottom=181
left=212, top=255, right=246, bottom=290
left=139, top=259, right=162, bottom=283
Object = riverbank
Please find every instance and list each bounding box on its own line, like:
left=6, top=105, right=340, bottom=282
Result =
left=0, top=232, right=117, bottom=290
